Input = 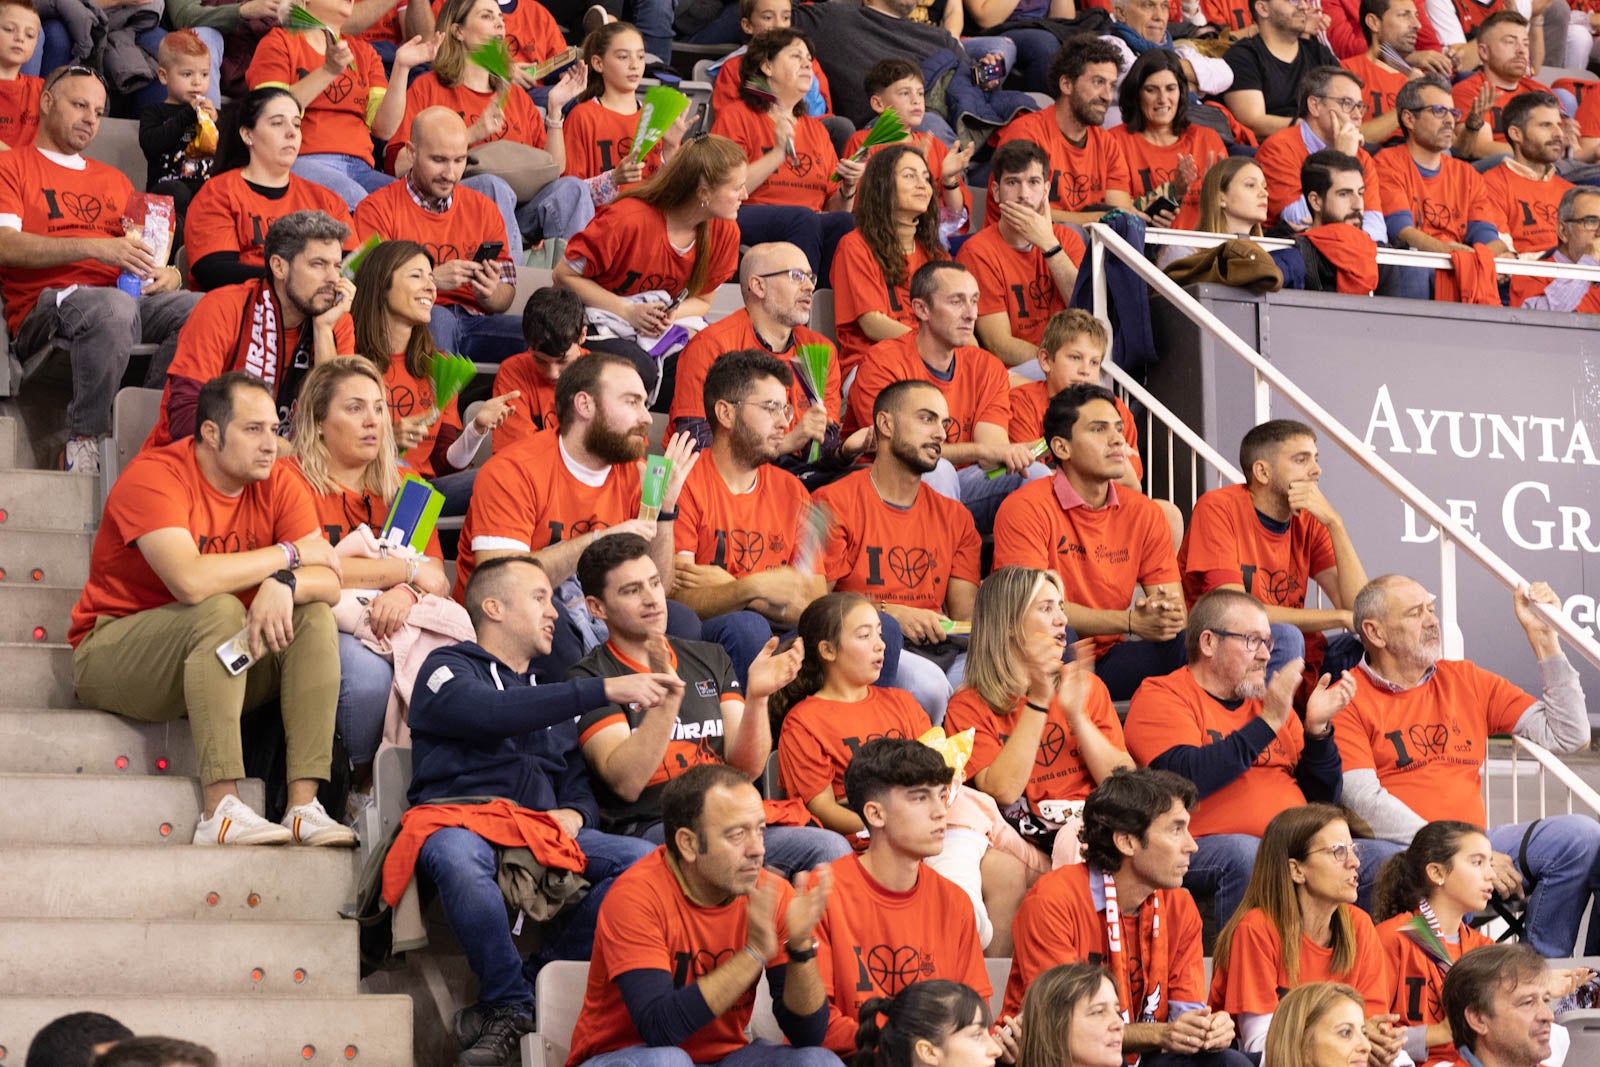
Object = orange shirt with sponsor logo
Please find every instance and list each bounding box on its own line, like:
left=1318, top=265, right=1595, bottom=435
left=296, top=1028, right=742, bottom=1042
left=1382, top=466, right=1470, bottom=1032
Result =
left=1112, top=123, right=1228, bottom=230
left=668, top=310, right=842, bottom=442
left=813, top=470, right=983, bottom=612
left=1479, top=160, right=1569, bottom=255
left=490, top=352, right=561, bottom=452
left=1124, top=667, right=1310, bottom=837
left=987, top=110, right=1132, bottom=220
left=246, top=30, right=387, bottom=158
left=1377, top=911, right=1493, bottom=1065
left=675, top=458, right=812, bottom=578
left=955, top=222, right=1085, bottom=347
left=1007, top=382, right=1142, bottom=480
left=560, top=98, right=665, bottom=181
left=183, top=169, right=356, bottom=282
left=778, top=686, right=932, bottom=807
left=712, top=101, right=840, bottom=211
left=565, top=196, right=741, bottom=301
left=354, top=180, right=513, bottom=311
left=1209, top=905, right=1393, bottom=1015
left=0, top=75, right=42, bottom=150
left=829, top=229, right=937, bottom=376
left=842, top=332, right=1011, bottom=451
left=992, top=476, right=1179, bottom=656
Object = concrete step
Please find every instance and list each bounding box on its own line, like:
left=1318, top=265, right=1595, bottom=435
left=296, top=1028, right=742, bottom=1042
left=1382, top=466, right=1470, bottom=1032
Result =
left=0, top=919, right=360, bottom=996
left=0, top=708, right=196, bottom=777
left=0, top=994, right=414, bottom=1065
left=0, top=585, right=77, bottom=644
left=0, top=774, right=266, bottom=845
left=0, top=469, right=96, bottom=532
left=0, top=641, right=75, bottom=708
left=0, top=527, right=91, bottom=588
left=0, top=845, right=355, bottom=922
left=0, top=415, right=16, bottom=469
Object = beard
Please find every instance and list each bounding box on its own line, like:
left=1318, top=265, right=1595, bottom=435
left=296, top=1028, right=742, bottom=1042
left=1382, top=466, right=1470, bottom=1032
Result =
left=1235, top=677, right=1267, bottom=702
left=730, top=417, right=780, bottom=467
left=585, top=416, right=649, bottom=464
left=890, top=433, right=940, bottom=474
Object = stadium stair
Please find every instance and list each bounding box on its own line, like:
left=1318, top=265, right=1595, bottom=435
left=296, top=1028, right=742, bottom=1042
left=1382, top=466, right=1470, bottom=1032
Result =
left=0, top=413, right=415, bottom=1065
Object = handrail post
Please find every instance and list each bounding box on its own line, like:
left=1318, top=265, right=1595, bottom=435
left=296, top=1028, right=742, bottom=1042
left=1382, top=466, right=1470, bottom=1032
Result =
left=1254, top=370, right=1270, bottom=425
left=1439, top=535, right=1463, bottom=659
left=1091, top=236, right=1108, bottom=324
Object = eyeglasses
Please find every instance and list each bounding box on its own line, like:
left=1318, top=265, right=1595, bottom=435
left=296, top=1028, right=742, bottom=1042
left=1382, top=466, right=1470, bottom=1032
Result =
left=43, top=64, right=106, bottom=92
left=740, top=400, right=795, bottom=421
left=1315, top=94, right=1368, bottom=117
left=1565, top=215, right=1600, bottom=231
left=1407, top=104, right=1463, bottom=121
left=1304, top=842, right=1358, bottom=865
left=1209, top=629, right=1276, bottom=654
left=754, top=268, right=818, bottom=287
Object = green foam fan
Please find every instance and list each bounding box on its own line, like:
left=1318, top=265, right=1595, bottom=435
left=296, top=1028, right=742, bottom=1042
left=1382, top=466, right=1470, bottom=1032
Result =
left=831, top=107, right=907, bottom=181
left=427, top=352, right=477, bottom=415
left=467, top=37, right=515, bottom=104
left=287, top=5, right=353, bottom=69
left=340, top=233, right=381, bottom=280
left=793, top=343, right=831, bottom=463
left=630, top=85, right=691, bottom=164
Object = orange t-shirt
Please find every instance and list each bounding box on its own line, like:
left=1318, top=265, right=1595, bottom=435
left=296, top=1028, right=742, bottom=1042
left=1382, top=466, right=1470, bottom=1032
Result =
left=992, top=476, right=1179, bottom=656
left=183, top=169, right=357, bottom=282
left=383, top=351, right=464, bottom=478
left=353, top=180, right=513, bottom=310
left=777, top=687, right=932, bottom=807
left=560, top=98, right=665, bottom=181
left=1341, top=54, right=1409, bottom=120
left=828, top=229, right=936, bottom=376
left=1201, top=0, right=1253, bottom=30
left=246, top=30, right=388, bottom=159
left=489, top=352, right=560, bottom=452
left=1179, top=483, right=1337, bottom=609
left=1255, top=123, right=1382, bottom=226
left=1333, top=660, right=1532, bottom=828
left=713, top=54, right=832, bottom=117
left=453, top=428, right=642, bottom=599
left=1377, top=911, right=1494, bottom=1064
left=564, top=196, right=741, bottom=301
left=954, top=222, right=1086, bottom=347
left=812, top=470, right=982, bottom=613
left=1007, top=382, right=1142, bottom=480
left=0, top=75, right=42, bottom=149
left=1452, top=73, right=1551, bottom=148
left=354, top=4, right=403, bottom=45
left=69, top=443, right=321, bottom=646
left=712, top=101, right=840, bottom=211
left=815, top=853, right=991, bottom=1054
left=667, top=311, right=842, bottom=445
left=0, top=147, right=132, bottom=334
left=565, top=848, right=797, bottom=1066
left=1005, top=862, right=1207, bottom=1019
left=393, top=73, right=548, bottom=159
left=1111, top=123, right=1228, bottom=230
left=1479, top=160, right=1569, bottom=255
left=1374, top=144, right=1495, bottom=245
left=149, top=280, right=357, bottom=448
left=429, top=0, right=565, bottom=65
left=1579, top=81, right=1600, bottom=138
left=1209, top=906, right=1393, bottom=1015
left=1124, top=667, right=1310, bottom=837
left=842, top=332, right=1011, bottom=451
left=675, top=458, right=812, bottom=577
left=287, top=455, right=444, bottom=556
left=988, top=110, right=1132, bottom=219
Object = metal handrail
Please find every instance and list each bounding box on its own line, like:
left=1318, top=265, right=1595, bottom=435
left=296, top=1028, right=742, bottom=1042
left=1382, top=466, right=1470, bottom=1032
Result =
left=1084, top=222, right=1600, bottom=674
left=1100, top=360, right=1245, bottom=487
left=1485, top=736, right=1600, bottom=826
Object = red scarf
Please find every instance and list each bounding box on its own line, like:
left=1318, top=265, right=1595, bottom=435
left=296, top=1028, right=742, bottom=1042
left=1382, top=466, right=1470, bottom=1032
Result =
left=1304, top=223, right=1379, bottom=294
left=229, top=277, right=315, bottom=435
left=1102, top=869, right=1169, bottom=1026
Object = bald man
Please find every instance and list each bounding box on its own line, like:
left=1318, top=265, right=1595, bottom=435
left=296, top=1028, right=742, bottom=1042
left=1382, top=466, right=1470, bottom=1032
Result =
left=353, top=107, right=525, bottom=363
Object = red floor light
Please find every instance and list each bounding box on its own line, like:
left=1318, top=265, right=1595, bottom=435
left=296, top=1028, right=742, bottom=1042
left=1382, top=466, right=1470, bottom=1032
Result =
left=251, top=968, right=264, bottom=983
left=302, top=1046, right=316, bottom=1060
left=293, top=968, right=306, bottom=983
left=247, top=893, right=260, bottom=907
left=155, top=758, right=169, bottom=771
left=0, top=507, right=8, bottom=522
left=158, top=822, right=172, bottom=837
left=29, top=568, right=42, bottom=582
left=0, top=567, right=7, bottom=580
left=206, top=892, right=219, bottom=907
left=344, top=1047, right=357, bottom=1060
left=31, top=626, right=45, bottom=641
left=114, top=756, right=128, bottom=770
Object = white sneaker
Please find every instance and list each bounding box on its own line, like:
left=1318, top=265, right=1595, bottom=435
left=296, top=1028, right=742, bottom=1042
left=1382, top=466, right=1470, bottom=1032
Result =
left=63, top=435, right=100, bottom=476
left=283, top=798, right=359, bottom=847
left=194, top=794, right=293, bottom=846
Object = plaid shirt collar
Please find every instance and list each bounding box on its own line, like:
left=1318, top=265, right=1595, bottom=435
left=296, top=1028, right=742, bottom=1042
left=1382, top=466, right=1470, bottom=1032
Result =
left=406, top=173, right=452, bottom=214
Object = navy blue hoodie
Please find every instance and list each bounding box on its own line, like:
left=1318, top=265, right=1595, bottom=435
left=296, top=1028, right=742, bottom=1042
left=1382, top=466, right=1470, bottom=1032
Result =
left=407, top=640, right=611, bottom=826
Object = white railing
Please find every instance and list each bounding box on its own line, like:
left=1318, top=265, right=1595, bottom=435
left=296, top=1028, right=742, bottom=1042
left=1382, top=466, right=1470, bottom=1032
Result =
left=1100, top=359, right=1244, bottom=507
left=1484, top=736, right=1600, bottom=827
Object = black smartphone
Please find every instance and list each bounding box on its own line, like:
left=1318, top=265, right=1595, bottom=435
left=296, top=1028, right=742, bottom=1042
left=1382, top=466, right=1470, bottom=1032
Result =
left=472, top=241, right=504, bottom=263
left=1147, top=195, right=1181, bottom=218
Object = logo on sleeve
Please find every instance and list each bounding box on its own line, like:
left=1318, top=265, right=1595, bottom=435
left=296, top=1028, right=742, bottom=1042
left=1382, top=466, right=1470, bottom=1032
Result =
left=695, top=679, right=718, bottom=698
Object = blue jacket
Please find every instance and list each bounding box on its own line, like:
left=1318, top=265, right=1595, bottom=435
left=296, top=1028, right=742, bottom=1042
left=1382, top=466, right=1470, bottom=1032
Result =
left=407, top=640, right=610, bottom=826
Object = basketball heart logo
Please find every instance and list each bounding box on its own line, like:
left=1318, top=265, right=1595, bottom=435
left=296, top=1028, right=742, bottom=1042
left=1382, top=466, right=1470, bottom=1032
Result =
left=1257, top=567, right=1298, bottom=606
left=886, top=546, right=933, bottom=588
left=1027, top=275, right=1055, bottom=311
left=323, top=71, right=355, bottom=105
left=1418, top=198, right=1457, bottom=232
left=865, top=945, right=933, bottom=995
left=424, top=243, right=463, bottom=267
left=567, top=518, right=609, bottom=537
left=1408, top=723, right=1448, bottom=758
left=1035, top=721, right=1066, bottom=766
left=388, top=383, right=417, bottom=417
left=198, top=531, right=242, bottom=554
left=672, top=948, right=734, bottom=985
left=1053, top=172, right=1096, bottom=209
left=506, top=32, right=524, bottom=57
left=730, top=529, right=765, bottom=571
left=788, top=151, right=815, bottom=179
left=61, top=191, right=101, bottom=225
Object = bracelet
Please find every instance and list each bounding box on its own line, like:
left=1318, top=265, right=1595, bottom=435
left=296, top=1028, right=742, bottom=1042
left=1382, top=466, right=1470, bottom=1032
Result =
left=742, top=944, right=767, bottom=968
left=395, top=583, right=420, bottom=604
left=544, top=114, right=564, bottom=128
left=942, top=177, right=962, bottom=190
left=1025, top=700, right=1051, bottom=714
left=1042, top=243, right=1065, bottom=258
left=406, top=556, right=420, bottom=584
left=1465, top=121, right=1485, bottom=132
left=277, top=541, right=300, bottom=570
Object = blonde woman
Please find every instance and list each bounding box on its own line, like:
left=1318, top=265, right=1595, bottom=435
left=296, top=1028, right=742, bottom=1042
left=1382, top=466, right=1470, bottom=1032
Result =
left=1264, top=983, right=1373, bottom=1067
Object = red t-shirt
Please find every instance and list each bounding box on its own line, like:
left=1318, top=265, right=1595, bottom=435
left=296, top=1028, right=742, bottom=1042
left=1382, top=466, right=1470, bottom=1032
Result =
left=0, top=75, right=43, bottom=149
left=828, top=229, right=936, bottom=376
left=564, top=196, right=741, bottom=301
left=1377, top=911, right=1494, bottom=1065
left=712, top=101, right=839, bottom=211
left=0, top=147, right=132, bottom=334
left=1374, top=144, right=1495, bottom=245
left=1479, top=160, right=1569, bottom=255
left=713, top=54, right=832, bottom=117
left=1007, top=382, right=1142, bottom=480
left=992, top=477, right=1179, bottom=656
left=1579, top=81, right=1600, bottom=138
left=246, top=30, right=388, bottom=159
left=1209, top=906, right=1393, bottom=1015
left=560, top=98, right=665, bottom=181
left=393, top=73, right=548, bottom=160
left=69, top=443, right=321, bottom=646
left=1201, top=0, right=1253, bottom=30
left=1111, top=123, right=1228, bottom=230
left=1124, top=667, right=1310, bottom=837
left=778, top=686, right=932, bottom=808
left=842, top=332, right=1012, bottom=454
left=1333, top=659, right=1532, bottom=828
left=668, top=310, right=842, bottom=445
left=490, top=352, right=560, bottom=452
left=675, top=458, right=812, bottom=577
left=383, top=350, right=464, bottom=478
left=812, top=469, right=982, bottom=613
left=565, top=848, right=797, bottom=1066
left=954, top=223, right=1086, bottom=347
left=1452, top=73, right=1551, bottom=148
left=429, top=0, right=565, bottom=65
left=988, top=110, right=1132, bottom=219
left=815, top=853, right=991, bottom=1053
left=1255, top=124, right=1382, bottom=226
left=1178, top=483, right=1337, bottom=609
left=1341, top=54, right=1410, bottom=120
left=183, top=169, right=357, bottom=282
left=354, top=180, right=513, bottom=310
left=453, top=428, right=642, bottom=599
left=287, top=454, right=444, bottom=557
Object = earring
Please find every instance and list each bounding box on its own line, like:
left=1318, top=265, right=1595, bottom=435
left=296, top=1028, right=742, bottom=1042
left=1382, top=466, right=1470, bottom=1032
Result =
left=699, top=198, right=707, bottom=209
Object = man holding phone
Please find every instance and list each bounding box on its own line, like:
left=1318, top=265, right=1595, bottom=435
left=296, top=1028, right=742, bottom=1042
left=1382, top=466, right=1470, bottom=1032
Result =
left=355, top=107, right=524, bottom=363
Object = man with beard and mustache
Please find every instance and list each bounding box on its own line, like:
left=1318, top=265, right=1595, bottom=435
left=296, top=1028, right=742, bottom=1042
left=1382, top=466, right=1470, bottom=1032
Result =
left=988, top=36, right=1136, bottom=225
left=1335, top=576, right=1599, bottom=956
left=1290, top=149, right=1424, bottom=296
left=1342, top=0, right=1434, bottom=142
left=0, top=66, right=204, bottom=474
left=1480, top=92, right=1573, bottom=257
left=1450, top=12, right=1557, bottom=161
left=1123, top=588, right=1353, bottom=927
left=1438, top=945, right=1559, bottom=1067
left=571, top=532, right=851, bottom=873
left=813, top=379, right=982, bottom=724
left=1256, top=67, right=1387, bottom=235
left=147, top=210, right=356, bottom=451
left=1510, top=183, right=1600, bottom=311
left=1375, top=74, right=1505, bottom=255
left=1223, top=0, right=1340, bottom=140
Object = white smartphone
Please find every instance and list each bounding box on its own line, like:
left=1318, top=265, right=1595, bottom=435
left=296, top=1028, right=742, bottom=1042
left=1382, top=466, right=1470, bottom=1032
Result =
left=215, top=627, right=257, bottom=676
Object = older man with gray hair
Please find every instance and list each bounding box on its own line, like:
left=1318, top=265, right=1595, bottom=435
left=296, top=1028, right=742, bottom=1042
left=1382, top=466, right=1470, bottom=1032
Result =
left=1511, top=184, right=1600, bottom=311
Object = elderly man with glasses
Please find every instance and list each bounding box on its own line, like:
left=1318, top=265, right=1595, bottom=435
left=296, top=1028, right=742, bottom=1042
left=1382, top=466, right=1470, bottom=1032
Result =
left=1123, top=587, right=1367, bottom=924
left=1256, top=65, right=1391, bottom=237
left=1510, top=183, right=1600, bottom=310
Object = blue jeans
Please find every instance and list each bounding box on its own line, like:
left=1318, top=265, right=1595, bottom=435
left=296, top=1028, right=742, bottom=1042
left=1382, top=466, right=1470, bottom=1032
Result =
left=624, top=0, right=675, bottom=64
left=292, top=153, right=396, bottom=212
left=516, top=175, right=596, bottom=244
left=581, top=1039, right=843, bottom=1066
left=1093, top=632, right=1188, bottom=702
left=641, top=822, right=851, bottom=878
left=459, top=173, right=525, bottom=262
left=431, top=467, right=478, bottom=519
left=429, top=304, right=527, bottom=364
left=1267, top=623, right=1305, bottom=682
left=700, top=610, right=775, bottom=691
left=336, top=632, right=391, bottom=767
left=416, top=824, right=654, bottom=1009
left=982, top=27, right=1061, bottom=95
left=1185, top=833, right=1257, bottom=929
left=1488, top=815, right=1600, bottom=956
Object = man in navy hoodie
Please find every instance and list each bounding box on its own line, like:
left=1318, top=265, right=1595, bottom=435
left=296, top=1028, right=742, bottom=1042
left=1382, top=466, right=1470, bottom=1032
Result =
left=409, top=554, right=684, bottom=1067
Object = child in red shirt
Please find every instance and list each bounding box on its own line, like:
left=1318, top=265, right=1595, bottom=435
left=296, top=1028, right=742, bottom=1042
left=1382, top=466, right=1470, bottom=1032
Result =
left=562, top=22, right=687, bottom=198
left=490, top=287, right=584, bottom=452
left=0, top=0, right=40, bottom=151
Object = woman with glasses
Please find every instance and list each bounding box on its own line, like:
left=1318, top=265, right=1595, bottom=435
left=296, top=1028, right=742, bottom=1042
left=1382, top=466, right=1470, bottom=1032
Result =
left=1209, top=804, right=1403, bottom=1058
left=1111, top=50, right=1227, bottom=231
left=710, top=28, right=861, bottom=279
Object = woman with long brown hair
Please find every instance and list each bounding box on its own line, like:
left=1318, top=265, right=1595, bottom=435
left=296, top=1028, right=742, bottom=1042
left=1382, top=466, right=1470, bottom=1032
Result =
left=1014, top=964, right=1124, bottom=1067
left=351, top=239, right=518, bottom=515
left=828, top=143, right=948, bottom=378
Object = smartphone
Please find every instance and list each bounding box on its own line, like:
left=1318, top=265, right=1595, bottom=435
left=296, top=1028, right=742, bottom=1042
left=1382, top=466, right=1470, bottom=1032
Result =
left=974, top=54, right=1005, bottom=87
left=1147, top=194, right=1181, bottom=218
left=472, top=241, right=504, bottom=263
left=215, top=627, right=256, bottom=677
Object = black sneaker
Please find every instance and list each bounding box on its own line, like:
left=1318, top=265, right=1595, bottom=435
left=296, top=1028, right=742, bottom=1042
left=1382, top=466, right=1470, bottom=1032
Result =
left=457, top=1005, right=534, bottom=1067
left=454, top=1003, right=487, bottom=1049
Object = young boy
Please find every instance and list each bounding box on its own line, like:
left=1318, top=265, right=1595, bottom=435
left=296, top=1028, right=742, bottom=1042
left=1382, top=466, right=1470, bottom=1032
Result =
left=1010, top=309, right=1142, bottom=486
left=710, top=0, right=832, bottom=117
left=139, top=29, right=217, bottom=235
left=0, top=0, right=42, bottom=150
left=490, top=286, right=587, bottom=452
left=843, top=59, right=972, bottom=224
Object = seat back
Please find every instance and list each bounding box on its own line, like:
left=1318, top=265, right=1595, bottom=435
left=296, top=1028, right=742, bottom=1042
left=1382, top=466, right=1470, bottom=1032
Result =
left=102, top=387, right=164, bottom=510
left=85, top=117, right=148, bottom=192
left=524, top=960, right=591, bottom=1067
left=985, top=958, right=1010, bottom=1018
left=357, top=745, right=413, bottom=867
left=808, top=288, right=837, bottom=344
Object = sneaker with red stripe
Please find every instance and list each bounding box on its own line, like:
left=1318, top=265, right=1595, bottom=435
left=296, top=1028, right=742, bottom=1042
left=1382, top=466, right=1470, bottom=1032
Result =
left=193, top=794, right=293, bottom=846
left=282, top=798, right=358, bottom=847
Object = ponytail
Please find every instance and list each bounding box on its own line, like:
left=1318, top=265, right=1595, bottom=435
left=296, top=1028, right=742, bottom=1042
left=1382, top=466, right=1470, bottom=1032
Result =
left=768, top=592, right=874, bottom=736
left=851, top=980, right=989, bottom=1067
left=1373, top=820, right=1485, bottom=922
left=577, top=22, right=641, bottom=103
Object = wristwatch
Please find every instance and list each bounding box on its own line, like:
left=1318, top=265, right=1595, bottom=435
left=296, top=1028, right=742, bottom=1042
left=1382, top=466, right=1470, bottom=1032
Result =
left=267, top=569, right=297, bottom=595
left=785, top=939, right=818, bottom=962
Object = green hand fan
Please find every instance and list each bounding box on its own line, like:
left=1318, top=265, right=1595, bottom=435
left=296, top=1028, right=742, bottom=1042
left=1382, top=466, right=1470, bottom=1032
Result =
left=630, top=85, right=691, bottom=164
left=831, top=107, right=907, bottom=181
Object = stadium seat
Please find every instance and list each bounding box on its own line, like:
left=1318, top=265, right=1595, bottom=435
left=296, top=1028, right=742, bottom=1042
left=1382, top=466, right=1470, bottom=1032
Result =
left=985, top=958, right=1008, bottom=1017
left=103, top=386, right=163, bottom=508
left=522, top=960, right=588, bottom=1067
left=761, top=751, right=785, bottom=799
left=358, top=744, right=414, bottom=869
left=513, top=266, right=554, bottom=318
left=808, top=288, right=837, bottom=344
left=1559, top=1008, right=1600, bottom=1065
left=84, top=117, right=148, bottom=192
left=649, top=410, right=670, bottom=456
left=708, top=282, right=745, bottom=323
